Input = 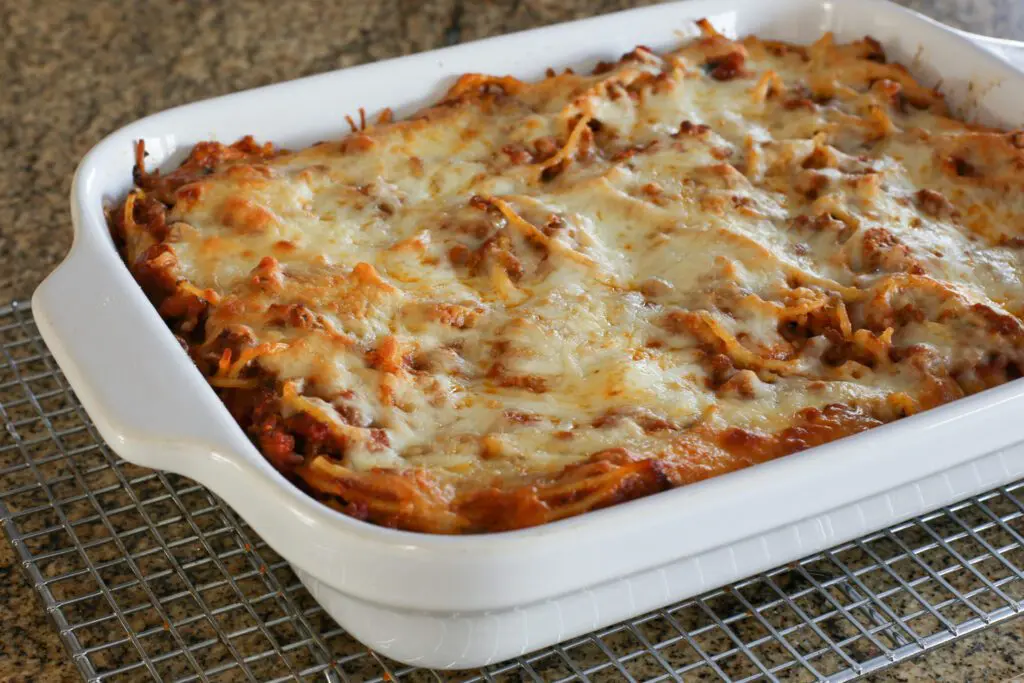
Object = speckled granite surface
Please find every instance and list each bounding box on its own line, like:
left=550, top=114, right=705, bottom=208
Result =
left=3, top=1, right=1024, bottom=681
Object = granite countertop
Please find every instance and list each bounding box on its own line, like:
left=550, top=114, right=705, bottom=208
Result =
left=3, top=1, right=1024, bottom=681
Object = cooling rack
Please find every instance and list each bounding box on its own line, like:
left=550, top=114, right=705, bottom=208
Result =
left=2, top=297, right=1023, bottom=682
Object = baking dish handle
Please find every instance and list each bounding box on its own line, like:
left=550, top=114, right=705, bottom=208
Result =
left=31, top=227, right=249, bottom=468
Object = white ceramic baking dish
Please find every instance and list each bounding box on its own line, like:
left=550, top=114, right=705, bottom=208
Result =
left=32, top=0, right=1024, bottom=669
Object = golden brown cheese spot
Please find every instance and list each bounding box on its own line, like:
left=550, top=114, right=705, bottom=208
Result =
left=340, top=133, right=376, bottom=154
left=249, top=256, right=284, bottom=293
left=224, top=164, right=275, bottom=184
left=266, top=302, right=318, bottom=329
left=367, top=335, right=408, bottom=374
left=220, top=196, right=278, bottom=233
left=400, top=301, right=483, bottom=332
left=175, top=183, right=206, bottom=211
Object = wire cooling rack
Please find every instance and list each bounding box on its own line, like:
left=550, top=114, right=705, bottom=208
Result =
left=2, top=298, right=1024, bottom=683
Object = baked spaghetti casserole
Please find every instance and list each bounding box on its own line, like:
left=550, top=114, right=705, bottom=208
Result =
left=112, top=22, right=1024, bottom=533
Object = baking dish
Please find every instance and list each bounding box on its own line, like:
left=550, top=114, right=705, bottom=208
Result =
left=33, top=0, right=1024, bottom=669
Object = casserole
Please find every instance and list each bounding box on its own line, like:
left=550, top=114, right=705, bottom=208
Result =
left=33, top=0, right=1024, bottom=668
left=107, top=17, right=1024, bottom=539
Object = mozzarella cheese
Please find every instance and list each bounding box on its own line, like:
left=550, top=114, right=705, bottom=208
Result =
left=120, top=30, right=1024, bottom=510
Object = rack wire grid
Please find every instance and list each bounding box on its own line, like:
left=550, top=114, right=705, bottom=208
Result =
left=2, top=298, right=1024, bottom=683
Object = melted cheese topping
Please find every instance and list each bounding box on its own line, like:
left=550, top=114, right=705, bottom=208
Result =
left=116, top=27, right=1024, bottom=532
